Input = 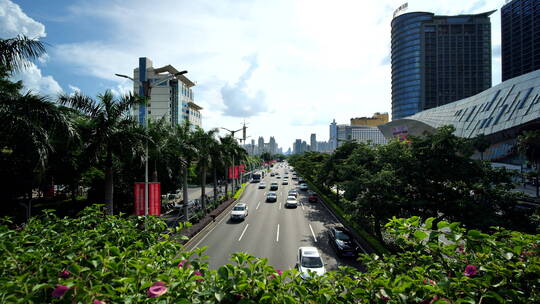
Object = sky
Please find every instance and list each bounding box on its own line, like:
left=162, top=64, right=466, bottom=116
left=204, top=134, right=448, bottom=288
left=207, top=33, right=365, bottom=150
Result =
left=2, top=0, right=506, bottom=151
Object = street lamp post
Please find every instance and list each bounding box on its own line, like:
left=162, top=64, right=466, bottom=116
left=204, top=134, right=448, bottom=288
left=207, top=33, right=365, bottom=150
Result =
left=115, top=69, right=187, bottom=216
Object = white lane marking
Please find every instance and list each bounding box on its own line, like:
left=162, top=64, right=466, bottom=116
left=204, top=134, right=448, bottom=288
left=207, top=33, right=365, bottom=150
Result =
left=276, top=224, right=280, bottom=242
left=300, top=201, right=305, bottom=210
left=309, top=224, right=317, bottom=242
left=238, top=224, right=249, bottom=241
left=256, top=201, right=261, bottom=210
left=279, top=203, right=281, bottom=210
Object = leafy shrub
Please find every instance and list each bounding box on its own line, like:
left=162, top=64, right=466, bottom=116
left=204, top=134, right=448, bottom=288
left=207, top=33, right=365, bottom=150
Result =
left=0, top=206, right=538, bottom=303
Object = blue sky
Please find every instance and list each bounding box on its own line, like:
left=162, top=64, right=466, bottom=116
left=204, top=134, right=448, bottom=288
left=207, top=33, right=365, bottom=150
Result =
left=2, top=0, right=506, bottom=150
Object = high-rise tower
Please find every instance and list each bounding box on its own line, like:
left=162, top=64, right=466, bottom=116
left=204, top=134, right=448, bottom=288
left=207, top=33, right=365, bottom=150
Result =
left=391, top=11, right=494, bottom=120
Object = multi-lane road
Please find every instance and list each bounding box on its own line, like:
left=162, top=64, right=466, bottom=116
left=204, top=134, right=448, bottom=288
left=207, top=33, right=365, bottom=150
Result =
left=184, top=163, right=365, bottom=272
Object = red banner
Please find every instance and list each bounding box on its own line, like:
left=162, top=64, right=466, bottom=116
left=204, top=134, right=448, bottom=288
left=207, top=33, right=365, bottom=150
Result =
left=239, top=164, right=246, bottom=173
left=134, top=182, right=161, bottom=216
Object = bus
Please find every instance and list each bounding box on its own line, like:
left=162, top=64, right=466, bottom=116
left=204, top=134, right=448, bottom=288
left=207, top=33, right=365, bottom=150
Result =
left=251, top=172, right=262, bottom=183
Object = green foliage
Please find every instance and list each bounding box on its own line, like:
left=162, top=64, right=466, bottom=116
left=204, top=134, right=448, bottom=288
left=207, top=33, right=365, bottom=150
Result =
left=290, top=125, right=531, bottom=239
left=1, top=206, right=538, bottom=303
left=233, top=183, right=247, bottom=199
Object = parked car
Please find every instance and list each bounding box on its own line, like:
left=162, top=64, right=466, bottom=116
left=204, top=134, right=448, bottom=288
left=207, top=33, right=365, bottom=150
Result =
left=308, top=193, right=318, bottom=203
left=285, top=196, right=298, bottom=208
left=299, top=183, right=309, bottom=191
left=266, top=191, right=278, bottom=202
left=270, top=182, right=279, bottom=191
left=230, top=203, right=249, bottom=221
left=296, top=247, right=326, bottom=279
left=258, top=182, right=266, bottom=189
left=328, top=227, right=359, bottom=257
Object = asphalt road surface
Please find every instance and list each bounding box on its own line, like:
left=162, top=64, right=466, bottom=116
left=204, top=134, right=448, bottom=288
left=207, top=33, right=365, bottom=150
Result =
left=184, top=163, right=365, bottom=272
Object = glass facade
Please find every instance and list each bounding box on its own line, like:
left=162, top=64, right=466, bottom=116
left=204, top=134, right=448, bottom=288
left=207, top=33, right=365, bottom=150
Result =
left=501, top=0, right=540, bottom=81
left=391, top=11, right=493, bottom=120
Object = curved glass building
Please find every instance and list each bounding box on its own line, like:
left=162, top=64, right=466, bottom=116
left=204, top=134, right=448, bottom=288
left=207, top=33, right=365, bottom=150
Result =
left=391, top=11, right=494, bottom=120
left=379, top=69, right=540, bottom=163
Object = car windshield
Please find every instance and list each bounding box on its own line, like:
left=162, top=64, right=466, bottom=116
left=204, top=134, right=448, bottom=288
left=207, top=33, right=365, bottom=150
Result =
left=335, top=230, right=350, bottom=240
left=233, top=206, right=245, bottom=211
left=301, top=256, right=323, bottom=268
left=287, top=197, right=296, bottom=201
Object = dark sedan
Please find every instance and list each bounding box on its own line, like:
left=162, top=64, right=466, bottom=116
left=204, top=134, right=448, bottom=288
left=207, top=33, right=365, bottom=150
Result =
left=328, top=227, right=359, bottom=257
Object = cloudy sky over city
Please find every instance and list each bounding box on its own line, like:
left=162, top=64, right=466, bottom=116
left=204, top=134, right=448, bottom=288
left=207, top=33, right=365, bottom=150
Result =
left=2, top=0, right=506, bottom=150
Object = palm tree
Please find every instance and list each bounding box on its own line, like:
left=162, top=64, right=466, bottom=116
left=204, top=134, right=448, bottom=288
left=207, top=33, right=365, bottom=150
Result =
left=168, top=120, right=197, bottom=221
left=0, top=35, right=46, bottom=73
left=58, top=91, right=145, bottom=214
left=147, top=117, right=170, bottom=182
left=0, top=92, right=74, bottom=218
left=209, top=138, right=224, bottom=205
left=192, top=127, right=219, bottom=214
left=219, top=135, right=233, bottom=198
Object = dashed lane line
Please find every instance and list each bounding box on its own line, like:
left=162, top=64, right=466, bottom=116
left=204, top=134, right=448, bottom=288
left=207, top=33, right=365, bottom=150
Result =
left=309, top=224, right=317, bottom=242
left=276, top=224, right=280, bottom=242
left=256, top=201, right=261, bottom=210
left=238, top=224, right=249, bottom=241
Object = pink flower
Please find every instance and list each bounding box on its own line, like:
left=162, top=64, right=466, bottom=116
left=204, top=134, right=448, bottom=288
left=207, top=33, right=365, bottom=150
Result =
left=93, top=300, right=105, bottom=304
left=178, top=259, right=188, bottom=268
left=276, top=269, right=283, bottom=275
left=422, top=279, right=436, bottom=285
left=147, top=282, right=168, bottom=298
left=194, top=271, right=204, bottom=282
left=59, top=269, right=70, bottom=278
left=464, top=264, right=478, bottom=277
left=52, top=285, right=70, bottom=298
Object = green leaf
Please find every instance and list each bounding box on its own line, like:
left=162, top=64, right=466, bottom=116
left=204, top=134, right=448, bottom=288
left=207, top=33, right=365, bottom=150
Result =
left=424, top=217, right=435, bottom=229
left=414, top=230, right=428, bottom=241
left=214, top=292, right=224, bottom=302
left=218, top=266, right=229, bottom=280
left=484, top=291, right=505, bottom=303
left=31, top=283, right=49, bottom=292
left=436, top=221, right=449, bottom=229
left=467, top=229, right=482, bottom=238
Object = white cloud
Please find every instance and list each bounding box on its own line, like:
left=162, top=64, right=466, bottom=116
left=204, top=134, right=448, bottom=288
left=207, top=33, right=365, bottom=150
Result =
left=12, top=62, right=62, bottom=96
left=0, top=0, right=46, bottom=38
left=1, top=0, right=64, bottom=96
left=47, top=0, right=506, bottom=149
left=221, top=54, right=268, bottom=117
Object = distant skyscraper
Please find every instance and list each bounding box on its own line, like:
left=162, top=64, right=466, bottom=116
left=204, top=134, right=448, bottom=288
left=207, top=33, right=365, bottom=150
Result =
left=310, top=133, right=317, bottom=151
left=329, top=119, right=337, bottom=149
left=293, top=139, right=302, bottom=154
left=269, top=136, right=277, bottom=154
left=258, top=136, right=265, bottom=154
left=501, top=0, right=540, bottom=81
left=391, top=11, right=494, bottom=119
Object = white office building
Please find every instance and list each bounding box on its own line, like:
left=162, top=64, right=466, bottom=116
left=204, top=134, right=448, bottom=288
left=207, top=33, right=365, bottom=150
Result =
left=132, top=57, right=202, bottom=128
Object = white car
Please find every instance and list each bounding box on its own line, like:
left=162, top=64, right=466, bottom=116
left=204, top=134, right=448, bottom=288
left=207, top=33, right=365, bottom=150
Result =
left=285, top=196, right=298, bottom=208
left=299, top=183, right=309, bottom=191
left=297, top=247, right=326, bottom=279
left=282, top=180, right=289, bottom=185
left=258, top=182, right=266, bottom=189
left=230, top=203, right=248, bottom=221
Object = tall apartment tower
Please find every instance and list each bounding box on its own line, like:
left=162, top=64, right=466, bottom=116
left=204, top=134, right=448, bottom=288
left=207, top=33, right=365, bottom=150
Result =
left=257, top=136, right=265, bottom=154
left=501, top=0, right=540, bottom=81
left=329, top=119, right=337, bottom=150
left=310, top=133, right=317, bottom=152
left=132, top=57, right=202, bottom=127
left=269, top=136, right=277, bottom=154
left=391, top=11, right=494, bottom=120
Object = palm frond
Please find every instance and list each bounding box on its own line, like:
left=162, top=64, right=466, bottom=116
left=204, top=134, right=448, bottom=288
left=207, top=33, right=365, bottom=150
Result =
left=0, top=35, right=46, bottom=73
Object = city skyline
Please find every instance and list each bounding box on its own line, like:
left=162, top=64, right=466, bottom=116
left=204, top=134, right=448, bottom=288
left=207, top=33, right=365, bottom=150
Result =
left=4, top=0, right=509, bottom=150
